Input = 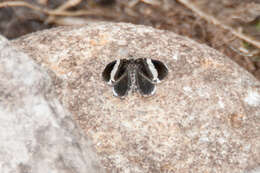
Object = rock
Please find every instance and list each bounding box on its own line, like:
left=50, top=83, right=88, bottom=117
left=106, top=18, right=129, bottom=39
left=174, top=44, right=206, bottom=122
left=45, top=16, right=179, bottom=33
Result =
left=11, top=22, right=260, bottom=173
left=0, top=35, right=104, bottom=173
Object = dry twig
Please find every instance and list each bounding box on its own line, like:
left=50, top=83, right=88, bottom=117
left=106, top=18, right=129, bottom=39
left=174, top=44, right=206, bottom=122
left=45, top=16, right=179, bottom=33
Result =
left=45, top=0, right=82, bottom=23
left=177, top=0, right=260, bottom=49
left=0, top=1, right=117, bottom=17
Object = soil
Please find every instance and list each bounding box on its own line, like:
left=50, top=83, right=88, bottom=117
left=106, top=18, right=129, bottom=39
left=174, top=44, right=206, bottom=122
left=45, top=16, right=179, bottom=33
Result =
left=0, top=0, right=259, bottom=80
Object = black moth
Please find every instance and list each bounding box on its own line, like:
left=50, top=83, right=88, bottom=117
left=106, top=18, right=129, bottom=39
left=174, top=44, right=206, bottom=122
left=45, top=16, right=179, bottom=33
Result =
left=102, top=58, right=168, bottom=97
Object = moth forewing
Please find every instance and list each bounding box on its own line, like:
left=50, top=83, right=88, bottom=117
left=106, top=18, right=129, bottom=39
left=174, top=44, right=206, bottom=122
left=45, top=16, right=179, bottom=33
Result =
left=112, top=72, right=131, bottom=97
left=102, top=60, right=117, bottom=83
left=109, top=59, right=121, bottom=85
left=151, top=59, right=168, bottom=81
left=145, top=58, right=159, bottom=83
left=136, top=70, right=156, bottom=96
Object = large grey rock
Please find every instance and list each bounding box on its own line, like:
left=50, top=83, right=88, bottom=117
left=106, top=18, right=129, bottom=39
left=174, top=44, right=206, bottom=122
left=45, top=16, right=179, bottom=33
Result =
left=0, top=35, right=104, bottom=173
left=12, top=22, right=260, bottom=173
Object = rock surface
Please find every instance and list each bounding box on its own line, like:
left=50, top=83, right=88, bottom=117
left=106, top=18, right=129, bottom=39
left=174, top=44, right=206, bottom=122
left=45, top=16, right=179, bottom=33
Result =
left=11, top=22, right=260, bottom=173
left=0, top=35, right=104, bottom=173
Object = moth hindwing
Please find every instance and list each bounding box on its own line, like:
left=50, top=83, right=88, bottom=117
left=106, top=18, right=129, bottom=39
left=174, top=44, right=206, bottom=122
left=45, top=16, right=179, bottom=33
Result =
left=102, top=58, right=168, bottom=97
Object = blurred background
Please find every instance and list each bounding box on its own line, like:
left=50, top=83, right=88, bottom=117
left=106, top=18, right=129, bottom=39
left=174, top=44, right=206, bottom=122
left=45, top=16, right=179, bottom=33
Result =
left=0, top=0, right=259, bottom=80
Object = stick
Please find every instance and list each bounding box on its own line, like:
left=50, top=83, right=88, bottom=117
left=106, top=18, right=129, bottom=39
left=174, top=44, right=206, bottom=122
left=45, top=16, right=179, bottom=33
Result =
left=177, top=0, right=260, bottom=49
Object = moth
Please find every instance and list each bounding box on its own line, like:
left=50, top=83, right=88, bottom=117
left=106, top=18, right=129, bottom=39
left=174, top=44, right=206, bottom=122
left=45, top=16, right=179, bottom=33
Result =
left=102, top=58, right=168, bottom=97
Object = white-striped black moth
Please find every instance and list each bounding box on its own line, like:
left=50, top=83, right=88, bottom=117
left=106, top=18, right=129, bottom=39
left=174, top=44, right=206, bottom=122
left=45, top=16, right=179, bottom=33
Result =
left=102, top=58, right=168, bottom=98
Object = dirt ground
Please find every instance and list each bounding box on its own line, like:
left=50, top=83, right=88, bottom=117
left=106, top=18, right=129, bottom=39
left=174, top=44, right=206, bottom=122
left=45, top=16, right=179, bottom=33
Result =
left=0, top=0, right=260, bottom=80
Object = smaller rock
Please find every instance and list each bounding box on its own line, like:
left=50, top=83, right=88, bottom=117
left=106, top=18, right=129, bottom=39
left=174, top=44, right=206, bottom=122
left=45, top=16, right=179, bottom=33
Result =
left=0, top=35, right=105, bottom=173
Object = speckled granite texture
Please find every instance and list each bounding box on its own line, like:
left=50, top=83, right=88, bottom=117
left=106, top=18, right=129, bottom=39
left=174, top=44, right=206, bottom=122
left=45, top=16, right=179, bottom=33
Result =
left=12, top=22, right=260, bottom=173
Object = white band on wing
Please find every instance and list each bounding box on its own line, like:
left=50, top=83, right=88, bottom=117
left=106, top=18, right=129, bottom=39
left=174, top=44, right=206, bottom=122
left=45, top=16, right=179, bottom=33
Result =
left=146, top=58, right=159, bottom=83
left=109, top=59, right=120, bottom=85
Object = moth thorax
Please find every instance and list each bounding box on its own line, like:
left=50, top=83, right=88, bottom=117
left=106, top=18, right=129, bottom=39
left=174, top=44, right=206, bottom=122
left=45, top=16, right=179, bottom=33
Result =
left=129, top=69, right=137, bottom=92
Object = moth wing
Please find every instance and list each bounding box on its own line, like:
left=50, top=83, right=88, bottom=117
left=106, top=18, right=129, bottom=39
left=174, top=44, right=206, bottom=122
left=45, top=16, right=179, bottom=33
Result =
left=151, top=59, right=168, bottom=81
left=112, top=72, right=130, bottom=97
left=136, top=58, right=154, bottom=80
left=136, top=70, right=156, bottom=96
left=113, top=59, right=128, bottom=81
left=102, top=60, right=117, bottom=82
